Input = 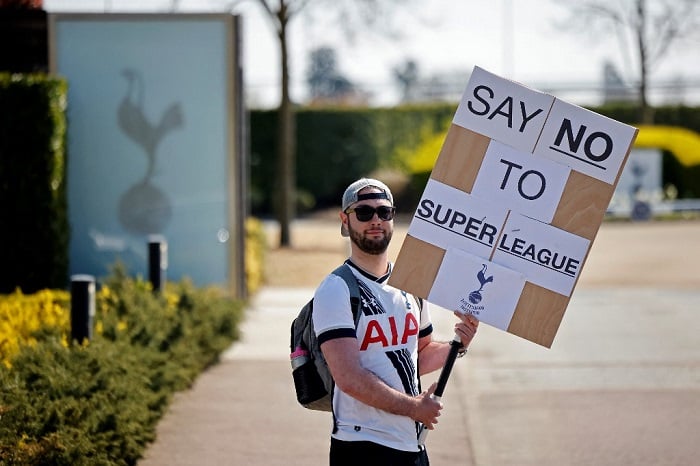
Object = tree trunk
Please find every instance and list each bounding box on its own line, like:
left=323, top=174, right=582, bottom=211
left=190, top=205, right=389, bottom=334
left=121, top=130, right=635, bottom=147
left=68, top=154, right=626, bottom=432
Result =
left=636, top=0, right=654, bottom=124
left=276, top=9, right=295, bottom=247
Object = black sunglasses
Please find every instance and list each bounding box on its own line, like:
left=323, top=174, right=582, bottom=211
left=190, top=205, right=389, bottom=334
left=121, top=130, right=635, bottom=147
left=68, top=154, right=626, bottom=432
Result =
left=345, top=205, right=396, bottom=222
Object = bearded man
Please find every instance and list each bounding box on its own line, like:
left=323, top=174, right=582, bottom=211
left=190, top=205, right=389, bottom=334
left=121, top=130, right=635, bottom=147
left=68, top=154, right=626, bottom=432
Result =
left=312, top=178, right=479, bottom=466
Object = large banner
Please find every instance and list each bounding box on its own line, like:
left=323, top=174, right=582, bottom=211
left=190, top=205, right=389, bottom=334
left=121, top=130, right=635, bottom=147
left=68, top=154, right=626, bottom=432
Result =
left=388, top=67, right=638, bottom=347
left=49, top=14, right=247, bottom=296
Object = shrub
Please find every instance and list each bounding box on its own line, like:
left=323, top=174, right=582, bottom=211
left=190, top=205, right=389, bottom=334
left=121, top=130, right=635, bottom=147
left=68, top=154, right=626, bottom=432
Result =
left=0, top=266, right=244, bottom=465
left=0, top=289, right=70, bottom=368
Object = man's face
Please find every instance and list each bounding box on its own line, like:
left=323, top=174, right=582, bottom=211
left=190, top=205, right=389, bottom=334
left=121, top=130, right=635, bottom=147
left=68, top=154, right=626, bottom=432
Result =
left=345, top=193, right=394, bottom=255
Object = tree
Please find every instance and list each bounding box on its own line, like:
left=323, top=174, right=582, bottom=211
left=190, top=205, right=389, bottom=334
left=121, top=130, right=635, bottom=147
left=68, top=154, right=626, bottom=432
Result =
left=393, top=58, right=419, bottom=103
left=560, top=0, right=700, bottom=123
left=306, top=46, right=356, bottom=104
left=252, top=0, right=297, bottom=247
left=229, top=0, right=411, bottom=247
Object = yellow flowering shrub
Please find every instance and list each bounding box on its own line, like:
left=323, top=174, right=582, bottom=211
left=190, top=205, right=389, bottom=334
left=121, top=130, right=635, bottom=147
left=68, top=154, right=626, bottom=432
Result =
left=245, top=217, right=267, bottom=295
left=0, top=289, right=70, bottom=368
left=635, top=125, right=700, bottom=167
left=404, top=131, right=447, bottom=174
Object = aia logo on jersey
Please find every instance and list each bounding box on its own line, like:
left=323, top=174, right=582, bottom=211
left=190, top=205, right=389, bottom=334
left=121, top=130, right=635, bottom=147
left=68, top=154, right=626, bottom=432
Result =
left=359, top=313, right=419, bottom=350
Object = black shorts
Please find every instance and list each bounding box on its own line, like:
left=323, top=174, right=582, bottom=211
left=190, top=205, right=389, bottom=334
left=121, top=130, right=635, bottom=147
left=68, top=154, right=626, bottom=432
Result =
left=330, top=438, right=429, bottom=466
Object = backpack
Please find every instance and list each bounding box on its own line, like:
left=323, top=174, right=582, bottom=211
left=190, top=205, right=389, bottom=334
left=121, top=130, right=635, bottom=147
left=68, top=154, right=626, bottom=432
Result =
left=290, top=264, right=361, bottom=411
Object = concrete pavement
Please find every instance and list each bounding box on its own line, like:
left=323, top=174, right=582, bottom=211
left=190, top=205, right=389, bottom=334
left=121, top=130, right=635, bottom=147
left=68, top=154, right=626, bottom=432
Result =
left=138, top=283, right=700, bottom=465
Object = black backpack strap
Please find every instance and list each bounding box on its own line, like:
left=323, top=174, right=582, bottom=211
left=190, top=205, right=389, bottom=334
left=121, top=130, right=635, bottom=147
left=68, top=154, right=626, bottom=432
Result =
left=331, top=263, right=362, bottom=327
left=329, top=263, right=362, bottom=434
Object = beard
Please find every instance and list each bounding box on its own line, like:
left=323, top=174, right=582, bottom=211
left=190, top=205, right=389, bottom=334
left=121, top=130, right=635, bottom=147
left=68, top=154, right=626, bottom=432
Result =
left=348, top=222, right=393, bottom=255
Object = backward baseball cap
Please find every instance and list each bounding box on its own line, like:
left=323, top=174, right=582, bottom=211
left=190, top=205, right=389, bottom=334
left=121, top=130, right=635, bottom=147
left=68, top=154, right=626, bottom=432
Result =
left=341, top=178, right=394, bottom=237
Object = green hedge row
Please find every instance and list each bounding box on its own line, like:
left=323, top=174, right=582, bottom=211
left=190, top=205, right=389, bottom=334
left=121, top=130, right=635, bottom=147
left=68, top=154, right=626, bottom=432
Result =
left=250, top=104, right=455, bottom=214
left=249, top=103, right=700, bottom=215
left=0, top=73, right=68, bottom=293
left=0, top=266, right=245, bottom=465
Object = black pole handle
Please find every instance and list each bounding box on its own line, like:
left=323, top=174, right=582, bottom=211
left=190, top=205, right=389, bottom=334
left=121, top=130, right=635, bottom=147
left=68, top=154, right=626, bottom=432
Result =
left=434, top=336, right=463, bottom=397
left=418, top=334, right=463, bottom=445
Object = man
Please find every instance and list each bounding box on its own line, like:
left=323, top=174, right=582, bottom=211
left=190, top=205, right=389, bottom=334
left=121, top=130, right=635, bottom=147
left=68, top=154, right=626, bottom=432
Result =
left=313, top=178, right=479, bottom=466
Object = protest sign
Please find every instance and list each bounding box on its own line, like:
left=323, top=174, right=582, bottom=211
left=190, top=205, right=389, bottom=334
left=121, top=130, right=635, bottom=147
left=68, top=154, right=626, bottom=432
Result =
left=389, top=66, right=638, bottom=347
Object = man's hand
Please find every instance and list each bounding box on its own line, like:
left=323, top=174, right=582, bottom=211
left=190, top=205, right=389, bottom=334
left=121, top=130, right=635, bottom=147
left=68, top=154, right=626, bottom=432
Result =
left=454, top=312, right=479, bottom=348
left=412, top=382, right=443, bottom=429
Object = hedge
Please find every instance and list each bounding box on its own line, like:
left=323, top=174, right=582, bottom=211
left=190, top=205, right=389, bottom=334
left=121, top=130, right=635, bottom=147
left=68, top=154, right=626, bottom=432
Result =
left=249, top=103, right=700, bottom=215
left=0, top=266, right=245, bottom=465
left=250, top=104, right=455, bottom=214
left=0, top=73, right=69, bottom=293
left=0, top=218, right=266, bottom=464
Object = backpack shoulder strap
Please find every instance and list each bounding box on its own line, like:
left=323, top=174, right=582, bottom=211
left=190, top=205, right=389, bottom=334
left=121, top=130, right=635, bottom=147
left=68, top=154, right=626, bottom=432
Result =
left=331, top=263, right=362, bottom=327
left=327, top=264, right=362, bottom=425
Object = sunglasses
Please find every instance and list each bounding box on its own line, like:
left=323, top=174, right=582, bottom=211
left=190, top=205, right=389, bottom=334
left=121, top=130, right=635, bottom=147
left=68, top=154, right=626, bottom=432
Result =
left=345, top=205, right=396, bottom=222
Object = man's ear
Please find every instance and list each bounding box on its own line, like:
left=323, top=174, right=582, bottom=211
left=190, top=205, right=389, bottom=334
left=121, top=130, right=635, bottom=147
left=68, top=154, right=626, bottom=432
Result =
left=339, top=211, right=350, bottom=237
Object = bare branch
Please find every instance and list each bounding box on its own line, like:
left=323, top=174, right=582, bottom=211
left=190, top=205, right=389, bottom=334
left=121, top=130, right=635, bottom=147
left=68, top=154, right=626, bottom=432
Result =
left=556, top=0, right=700, bottom=123
left=254, top=0, right=282, bottom=32
left=646, top=0, right=700, bottom=67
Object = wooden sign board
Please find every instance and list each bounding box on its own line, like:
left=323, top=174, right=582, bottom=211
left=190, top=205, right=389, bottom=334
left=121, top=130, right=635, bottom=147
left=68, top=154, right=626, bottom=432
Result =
left=388, top=66, right=638, bottom=347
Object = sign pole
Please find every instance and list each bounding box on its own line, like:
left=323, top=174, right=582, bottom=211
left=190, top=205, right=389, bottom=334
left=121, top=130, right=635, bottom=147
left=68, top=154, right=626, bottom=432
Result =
left=418, top=335, right=463, bottom=445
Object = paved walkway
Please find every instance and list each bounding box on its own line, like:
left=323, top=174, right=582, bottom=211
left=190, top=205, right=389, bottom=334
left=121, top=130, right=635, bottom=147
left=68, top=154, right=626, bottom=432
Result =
left=139, top=222, right=700, bottom=466
left=138, top=285, right=700, bottom=466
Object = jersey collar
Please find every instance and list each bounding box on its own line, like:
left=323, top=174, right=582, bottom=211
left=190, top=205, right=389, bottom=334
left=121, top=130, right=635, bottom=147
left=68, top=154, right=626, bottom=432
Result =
left=345, top=259, right=392, bottom=283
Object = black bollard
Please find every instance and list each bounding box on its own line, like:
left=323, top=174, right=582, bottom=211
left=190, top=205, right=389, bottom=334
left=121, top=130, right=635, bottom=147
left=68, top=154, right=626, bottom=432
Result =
left=70, top=275, right=95, bottom=344
left=148, top=235, right=168, bottom=292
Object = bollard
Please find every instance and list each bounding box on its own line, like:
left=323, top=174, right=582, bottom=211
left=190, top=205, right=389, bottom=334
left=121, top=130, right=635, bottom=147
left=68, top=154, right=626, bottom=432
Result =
left=148, top=235, right=168, bottom=292
left=70, top=275, right=95, bottom=343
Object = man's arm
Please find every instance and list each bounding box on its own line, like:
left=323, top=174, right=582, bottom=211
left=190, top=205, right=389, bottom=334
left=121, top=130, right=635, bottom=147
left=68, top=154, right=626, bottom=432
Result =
left=321, top=337, right=443, bottom=429
left=417, top=336, right=452, bottom=376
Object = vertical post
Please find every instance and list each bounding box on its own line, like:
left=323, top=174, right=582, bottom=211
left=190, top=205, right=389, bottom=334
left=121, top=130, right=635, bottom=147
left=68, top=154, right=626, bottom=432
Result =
left=148, top=235, right=168, bottom=292
left=70, top=274, right=95, bottom=343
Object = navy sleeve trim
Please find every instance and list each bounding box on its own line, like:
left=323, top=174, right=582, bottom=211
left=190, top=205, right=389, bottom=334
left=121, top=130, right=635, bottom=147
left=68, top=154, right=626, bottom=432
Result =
left=318, top=327, right=356, bottom=346
left=419, top=324, right=433, bottom=339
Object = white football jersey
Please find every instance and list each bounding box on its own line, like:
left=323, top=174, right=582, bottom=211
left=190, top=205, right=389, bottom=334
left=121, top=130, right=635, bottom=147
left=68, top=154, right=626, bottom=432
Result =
left=313, top=261, right=432, bottom=452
